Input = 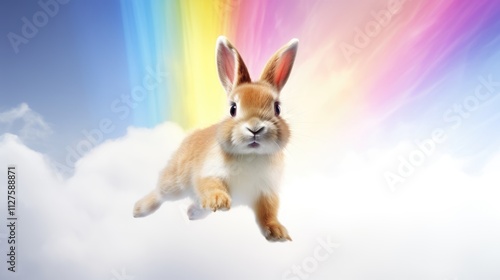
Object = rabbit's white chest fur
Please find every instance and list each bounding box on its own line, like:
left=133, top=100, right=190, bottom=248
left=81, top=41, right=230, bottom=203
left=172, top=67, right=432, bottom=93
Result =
left=200, top=144, right=283, bottom=206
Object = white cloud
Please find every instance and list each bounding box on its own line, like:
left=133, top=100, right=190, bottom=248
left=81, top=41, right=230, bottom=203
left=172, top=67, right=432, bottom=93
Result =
left=0, top=103, right=52, bottom=140
left=1, top=121, right=500, bottom=280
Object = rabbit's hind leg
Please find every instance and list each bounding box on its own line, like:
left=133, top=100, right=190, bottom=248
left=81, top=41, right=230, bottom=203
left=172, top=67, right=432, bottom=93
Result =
left=133, top=170, right=185, bottom=218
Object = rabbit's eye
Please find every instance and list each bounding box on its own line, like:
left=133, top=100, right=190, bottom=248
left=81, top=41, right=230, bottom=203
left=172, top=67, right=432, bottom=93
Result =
left=274, top=102, right=281, bottom=116
left=230, top=102, right=237, bottom=117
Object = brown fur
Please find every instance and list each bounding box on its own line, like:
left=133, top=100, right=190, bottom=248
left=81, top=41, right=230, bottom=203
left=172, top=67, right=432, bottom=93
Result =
left=196, top=177, right=231, bottom=211
left=260, top=42, right=298, bottom=91
left=133, top=36, right=298, bottom=242
left=236, top=84, right=275, bottom=115
left=255, top=193, right=291, bottom=241
left=236, top=54, right=251, bottom=86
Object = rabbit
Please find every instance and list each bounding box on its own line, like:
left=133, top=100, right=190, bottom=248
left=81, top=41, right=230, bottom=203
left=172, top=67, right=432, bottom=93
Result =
left=133, top=35, right=298, bottom=242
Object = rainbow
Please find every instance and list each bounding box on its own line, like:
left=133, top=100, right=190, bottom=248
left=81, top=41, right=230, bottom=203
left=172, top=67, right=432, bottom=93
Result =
left=120, top=0, right=500, bottom=157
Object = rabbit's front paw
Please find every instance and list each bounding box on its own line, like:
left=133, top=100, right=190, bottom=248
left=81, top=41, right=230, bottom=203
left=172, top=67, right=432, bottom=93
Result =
left=202, top=190, right=231, bottom=212
left=263, top=221, right=292, bottom=242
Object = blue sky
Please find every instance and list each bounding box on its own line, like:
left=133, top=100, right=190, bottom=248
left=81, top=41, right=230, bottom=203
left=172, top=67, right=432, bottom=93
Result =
left=1, top=0, right=131, bottom=166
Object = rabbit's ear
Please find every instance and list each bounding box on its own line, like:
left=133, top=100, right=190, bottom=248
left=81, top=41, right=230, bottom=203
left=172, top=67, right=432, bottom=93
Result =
left=260, top=39, right=299, bottom=92
left=216, top=36, right=251, bottom=93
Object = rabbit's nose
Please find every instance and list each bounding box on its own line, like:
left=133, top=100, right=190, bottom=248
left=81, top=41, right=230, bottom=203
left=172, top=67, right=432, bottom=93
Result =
left=246, top=126, right=265, bottom=136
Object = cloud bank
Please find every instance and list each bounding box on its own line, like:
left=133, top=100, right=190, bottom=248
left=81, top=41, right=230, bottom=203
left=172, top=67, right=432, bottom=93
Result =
left=0, top=103, right=52, bottom=140
left=0, top=120, right=500, bottom=280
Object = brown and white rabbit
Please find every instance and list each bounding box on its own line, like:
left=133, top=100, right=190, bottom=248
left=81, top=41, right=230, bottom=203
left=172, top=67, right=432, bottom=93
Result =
left=133, top=36, right=298, bottom=242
